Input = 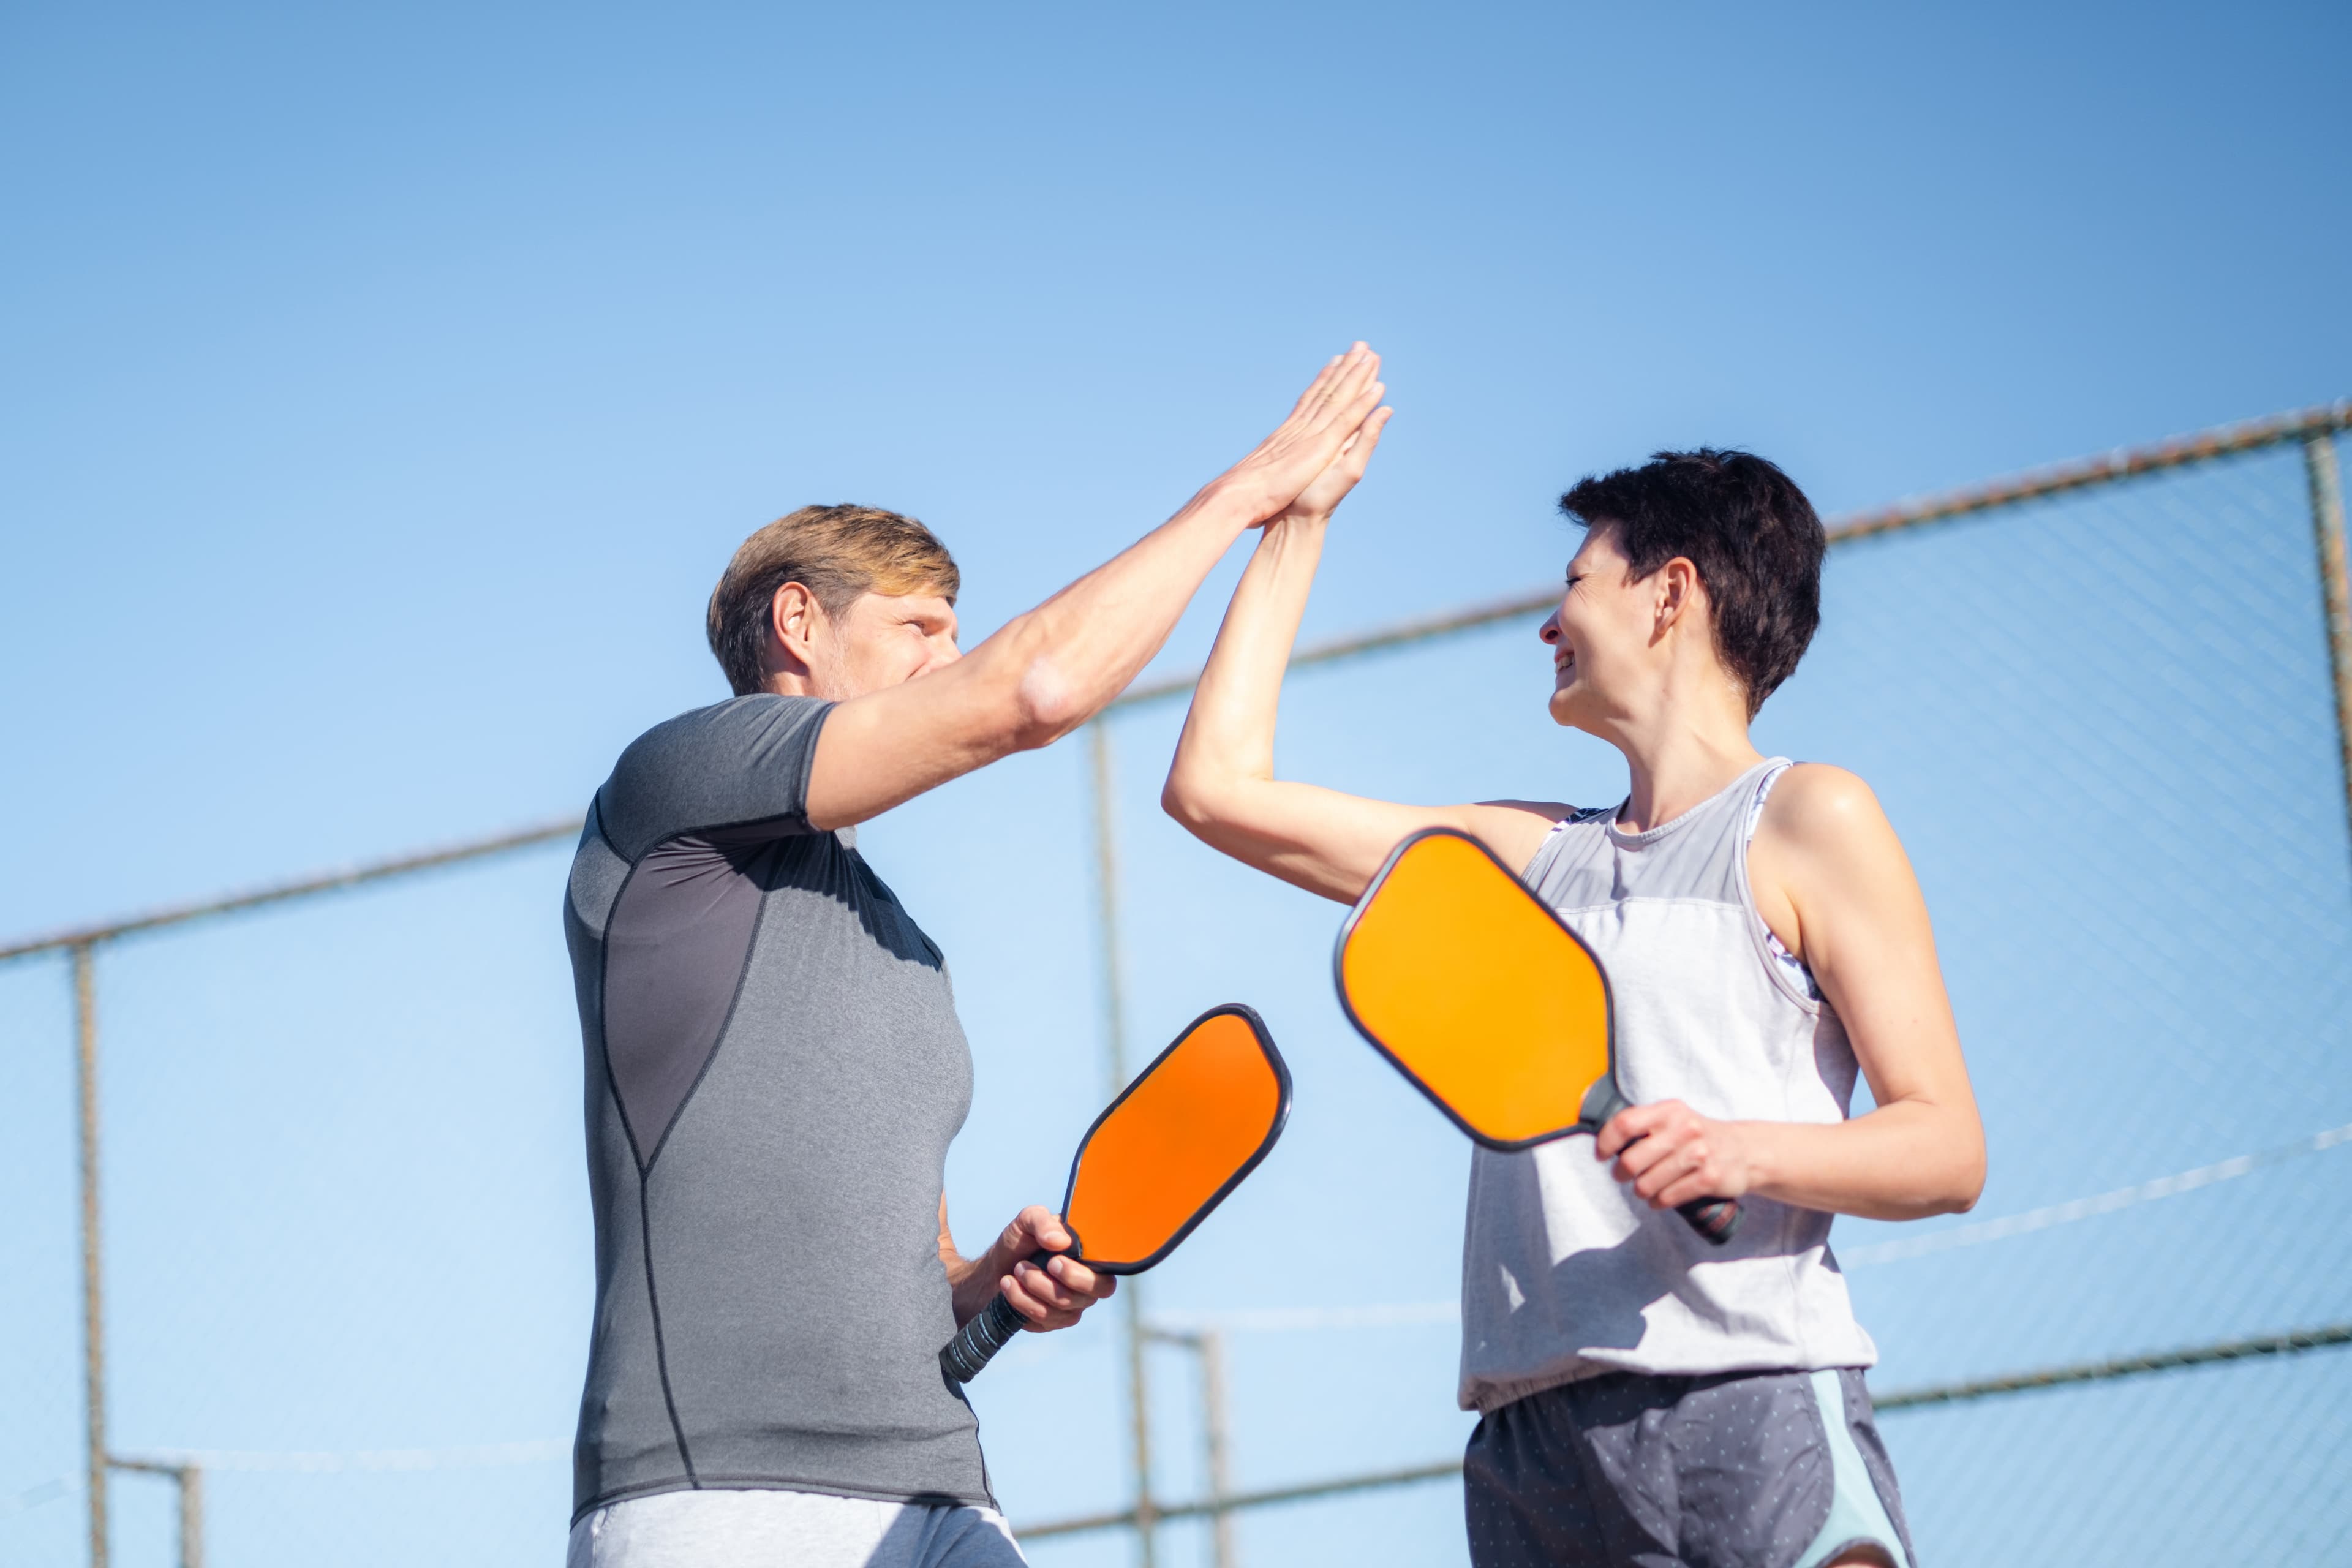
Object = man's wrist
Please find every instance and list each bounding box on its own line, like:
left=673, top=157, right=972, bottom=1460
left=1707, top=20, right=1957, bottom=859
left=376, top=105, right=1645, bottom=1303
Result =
left=948, top=1254, right=998, bottom=1321
left=1187, top=474, right=1281, bottom=533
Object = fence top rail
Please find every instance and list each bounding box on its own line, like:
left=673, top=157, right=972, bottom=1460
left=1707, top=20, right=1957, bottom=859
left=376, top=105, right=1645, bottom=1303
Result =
left=1828, top=398, right=2351, bottom=543
left=0, top=816, right=583, bottom=963
left=2, top=399, right=2342, bottom=960
left=1107, top=397, right=2352, bottom=709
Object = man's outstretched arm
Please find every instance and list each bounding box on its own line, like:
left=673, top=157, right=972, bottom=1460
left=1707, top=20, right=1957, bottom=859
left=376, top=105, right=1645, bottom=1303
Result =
left=803, top=346, right=1389, bottom=830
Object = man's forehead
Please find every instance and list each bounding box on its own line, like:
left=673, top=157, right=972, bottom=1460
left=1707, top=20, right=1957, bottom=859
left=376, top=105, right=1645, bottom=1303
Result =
left=857, top=589, right=957, bottom=622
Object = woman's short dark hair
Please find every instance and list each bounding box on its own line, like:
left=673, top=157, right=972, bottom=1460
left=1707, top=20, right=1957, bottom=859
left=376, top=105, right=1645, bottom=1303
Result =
left=1559, top=449, right=1825, bottom=717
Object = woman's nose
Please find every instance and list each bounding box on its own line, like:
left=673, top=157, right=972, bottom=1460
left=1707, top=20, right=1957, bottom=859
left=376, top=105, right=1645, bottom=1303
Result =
left=1539, top=613, right=1562, bottom=645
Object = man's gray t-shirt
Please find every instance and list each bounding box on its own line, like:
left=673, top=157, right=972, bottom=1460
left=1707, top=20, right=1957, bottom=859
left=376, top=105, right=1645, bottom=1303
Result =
left=564, top=695, right=989, bottom=1520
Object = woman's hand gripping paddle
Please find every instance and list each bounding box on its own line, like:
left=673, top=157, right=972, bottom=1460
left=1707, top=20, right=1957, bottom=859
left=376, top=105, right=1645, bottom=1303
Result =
left=940, top=1005, right=1292, bottom=1382
left=1333, top=829, right=1741, bottom=1245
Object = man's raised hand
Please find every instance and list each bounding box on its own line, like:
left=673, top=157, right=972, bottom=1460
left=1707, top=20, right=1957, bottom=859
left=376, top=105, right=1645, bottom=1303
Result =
left=1207, top=344, right=1389, bottom=524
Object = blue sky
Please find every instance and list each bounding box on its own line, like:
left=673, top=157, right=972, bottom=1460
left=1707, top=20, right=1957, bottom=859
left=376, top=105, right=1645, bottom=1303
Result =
left=4, top=3, right=2350, bottom=1565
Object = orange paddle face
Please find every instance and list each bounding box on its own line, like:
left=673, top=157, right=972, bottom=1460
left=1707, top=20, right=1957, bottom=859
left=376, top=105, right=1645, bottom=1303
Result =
left=1061, top=1006, right=1291, bottom=1272
left=1335, top=829, right=1617, bottom=1148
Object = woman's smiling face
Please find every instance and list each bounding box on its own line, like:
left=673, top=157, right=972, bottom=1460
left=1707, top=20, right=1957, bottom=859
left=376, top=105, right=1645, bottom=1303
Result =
left=1539, top=522, right=1661, bottom=732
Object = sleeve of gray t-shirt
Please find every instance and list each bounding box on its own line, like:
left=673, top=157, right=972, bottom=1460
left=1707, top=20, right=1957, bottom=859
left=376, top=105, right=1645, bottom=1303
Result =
left=594, top=695, right=837, bottom=861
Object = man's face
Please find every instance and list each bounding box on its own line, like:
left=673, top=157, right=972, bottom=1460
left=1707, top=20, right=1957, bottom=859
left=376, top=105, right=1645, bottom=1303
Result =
left=818, top=590, right=962, bottom=699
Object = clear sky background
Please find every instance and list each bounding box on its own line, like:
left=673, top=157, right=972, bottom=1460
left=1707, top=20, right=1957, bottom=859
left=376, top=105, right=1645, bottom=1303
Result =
left=4, top=3, right=2350, bottom=1566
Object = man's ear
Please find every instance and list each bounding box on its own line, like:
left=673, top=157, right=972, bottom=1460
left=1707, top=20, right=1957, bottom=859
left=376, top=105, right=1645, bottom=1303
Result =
left=767, top=581, right=827, bottom=679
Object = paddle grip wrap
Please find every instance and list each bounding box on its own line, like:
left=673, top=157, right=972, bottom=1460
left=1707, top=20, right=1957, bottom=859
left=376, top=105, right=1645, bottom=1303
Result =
left=1677, top=1196, right=1743, bottom=1245
left=940, top=1292, right=1027, bottom=1384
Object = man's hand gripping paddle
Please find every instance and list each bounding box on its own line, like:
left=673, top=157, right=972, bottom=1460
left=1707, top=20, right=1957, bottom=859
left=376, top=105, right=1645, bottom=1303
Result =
left=1333, top=829, right=1741, bottom=1245
left=941, top=1005, right=1292, bottom=1382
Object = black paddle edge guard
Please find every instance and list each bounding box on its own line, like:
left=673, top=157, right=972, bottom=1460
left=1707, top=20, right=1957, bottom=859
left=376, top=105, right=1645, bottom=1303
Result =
left=1334, top=829, right=1619, bottom=1153
left=1055, top=1002, right=1292, bottom=1277
left=939, top=1003, right=1292, bottom=1384
left=1335, top=827, right=1738, bottom=1245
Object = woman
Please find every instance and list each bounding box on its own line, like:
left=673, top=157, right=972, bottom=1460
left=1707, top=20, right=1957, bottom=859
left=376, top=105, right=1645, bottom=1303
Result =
left=1161, top=424, right=1983, bottom=1568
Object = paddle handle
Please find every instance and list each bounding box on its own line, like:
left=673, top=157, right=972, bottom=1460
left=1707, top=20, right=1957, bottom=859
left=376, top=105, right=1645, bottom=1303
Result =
left=941, top=1292, right=1027, bottom=1384
left=1583, top=1080, right=1743, bottom=1246
left=941, top=1250, right=1062, bottom=1383
left=1676, top=1195, right=1742, bottom=1244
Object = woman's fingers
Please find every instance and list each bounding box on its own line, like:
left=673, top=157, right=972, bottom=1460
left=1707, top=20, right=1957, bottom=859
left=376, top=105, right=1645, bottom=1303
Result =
left=1636, top=1141, right=1712, bottom=1204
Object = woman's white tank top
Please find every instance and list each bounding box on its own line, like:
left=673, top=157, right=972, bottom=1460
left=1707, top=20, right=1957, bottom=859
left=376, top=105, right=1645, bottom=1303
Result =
left=1457, top=758, right=1879, bottom=1415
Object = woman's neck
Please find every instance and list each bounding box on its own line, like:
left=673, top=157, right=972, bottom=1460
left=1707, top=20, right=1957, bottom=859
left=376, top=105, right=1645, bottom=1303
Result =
left=1610, top=708, right=1765, bottom=834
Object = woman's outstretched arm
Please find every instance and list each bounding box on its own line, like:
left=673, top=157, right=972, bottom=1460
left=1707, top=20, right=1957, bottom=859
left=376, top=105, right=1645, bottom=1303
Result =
left=1161, top=427, right=1567, bottom=902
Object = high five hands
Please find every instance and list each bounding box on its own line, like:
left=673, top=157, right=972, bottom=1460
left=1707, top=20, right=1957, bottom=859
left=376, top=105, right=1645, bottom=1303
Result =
left=1202, top=344, right=1393, bottom=527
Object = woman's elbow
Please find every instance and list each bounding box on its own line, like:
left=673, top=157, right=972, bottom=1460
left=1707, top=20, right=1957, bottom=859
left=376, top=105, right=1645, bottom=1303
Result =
left=1159, top=771, right=1223, bottom=837
left=1951, top=1144, right=1988, bottom=1214
left=1932, top=1129, right=1988, bottom=1215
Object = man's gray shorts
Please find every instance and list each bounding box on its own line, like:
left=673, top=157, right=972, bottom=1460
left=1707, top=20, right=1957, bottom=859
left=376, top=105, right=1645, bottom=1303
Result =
left=1463, top=1367, right=1915, bottom=1568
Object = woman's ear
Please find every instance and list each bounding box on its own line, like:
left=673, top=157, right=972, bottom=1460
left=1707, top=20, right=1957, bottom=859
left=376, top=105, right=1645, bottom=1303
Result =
left=1654, top=557, right=1702, bottom=637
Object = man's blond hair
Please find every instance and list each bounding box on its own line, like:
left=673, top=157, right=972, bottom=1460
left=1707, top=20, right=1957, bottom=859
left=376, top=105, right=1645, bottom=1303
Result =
left=705, top=505, right=961, bottom=696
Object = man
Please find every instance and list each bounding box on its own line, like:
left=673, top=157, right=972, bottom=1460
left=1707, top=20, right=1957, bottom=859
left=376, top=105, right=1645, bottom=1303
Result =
left=1161, top=437, right=1983, bottom=1567
left=562, top=347, right=1389, bottom=1567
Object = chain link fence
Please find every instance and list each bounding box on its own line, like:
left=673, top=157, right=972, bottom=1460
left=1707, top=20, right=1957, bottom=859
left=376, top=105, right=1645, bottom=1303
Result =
left=4, top=407, right=2347, bottom=1567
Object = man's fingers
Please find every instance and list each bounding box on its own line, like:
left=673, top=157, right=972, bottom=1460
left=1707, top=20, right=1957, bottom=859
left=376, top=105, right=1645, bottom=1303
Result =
left=1287, top=352, right=1348, bottom=419
left=1012, top=1258, right=1077, bottom=1311
left=1286, top=345, right=1365, bottom=427
left=1001, top=1272, right=1065, bottom=1326
left=1046, top=1254, right=1110, bottom=1300
left=1312, top=351, right=1381, bottom=428
left=1294, top=347, right=1374, bottom=431
left=1001, top=1272, right=1091, bottom=1331
left=1012, top=1205, right=1071, bottom=1254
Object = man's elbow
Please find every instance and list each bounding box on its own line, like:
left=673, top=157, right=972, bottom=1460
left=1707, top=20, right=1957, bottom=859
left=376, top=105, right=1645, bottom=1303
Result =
left=994, top=648, right=1087, bottom=752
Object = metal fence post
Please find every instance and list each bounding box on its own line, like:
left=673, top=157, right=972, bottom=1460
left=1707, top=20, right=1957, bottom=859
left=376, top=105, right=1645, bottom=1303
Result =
left=2304, top=431, right=2352, bottom=856
left=179, top=1464, right=204, bottom=1568
left=1142, top=1326, right=1237, bottom=1568
left=1087, top=722, right=1156, bottom=1568
left=110, top=1459, right=203, bottom=1568
left=72, top=941, right=109, bottom=1568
